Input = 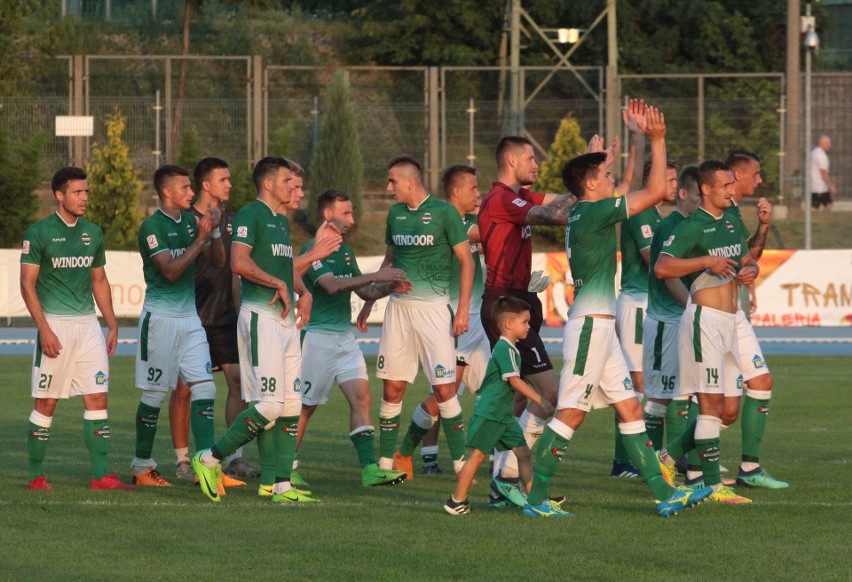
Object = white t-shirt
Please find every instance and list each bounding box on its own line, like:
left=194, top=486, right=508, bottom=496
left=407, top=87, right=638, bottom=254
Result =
left=810, top=146, right=830, bottom=193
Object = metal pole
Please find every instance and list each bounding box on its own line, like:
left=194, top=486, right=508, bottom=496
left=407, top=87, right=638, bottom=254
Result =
left=778, top=94, right=786, bottom=208
left=786, top=0, right=802, bottom=201
left=165, top=57, right=172, bottom=163
left=428, top=67, right=440, bottom=192
left=311, top=95, right=319, bottom=157
left=154, top=90, right=162, bottom=169
left=252, top=55, right=262, bottom=167
left=509, top=0, right=521, bottom=134
left=804, top=43, right=812, bottom=250
left=73, top=55, right=84, bottom=168
left=605, top=0, right=619, bottom=145
left=467, top=98, right=476, bottom=166
left=697, top=76, right=705, bottom=162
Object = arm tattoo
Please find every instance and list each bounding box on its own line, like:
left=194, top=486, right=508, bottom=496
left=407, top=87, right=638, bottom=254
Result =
left=747, top=225, right=769, bottom=261
left=525, top=195, right=578, bottom=225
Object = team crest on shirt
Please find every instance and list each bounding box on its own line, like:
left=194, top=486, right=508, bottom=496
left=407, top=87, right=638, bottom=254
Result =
left=615, top=198, right=623, bottom=207
left=663, top=235, right=674, bottom=247
left=344, top=253, right=352, bottom=264
left=622, top=377, right=634, bottom=391
left=641, top=225, right=653, bottom=239
left=146, top=234, right=158, bottom=249
left=80, top=233, right=92, bottom=246
left=752, top=355, right=766, bottom=369
left=22, top=240, right=30, bottom=254
left=725, top=221, right=735, bottom=233
left=512, top=198, right=527, bottom=208
left=237, top=226, right=248, bottom=238
left=226, top=223, right=233, bottom=235
left=187, top=224, right=196, bottom=237
left=421, top=212, right=433, bottom=225
left=293, top=377, right=302, bottom=392
left=94, top=371, right=107, bottom=385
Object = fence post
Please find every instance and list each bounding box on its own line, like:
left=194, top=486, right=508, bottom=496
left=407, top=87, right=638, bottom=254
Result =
left=73, top=54, right=84, bottom=167
left=165, top=57, right=172, bottom=163
left=428, top=66, right=440, bottom=193
left=697, top=75, right=705, bottom=162
left=252, top=55, right=263, bottom=168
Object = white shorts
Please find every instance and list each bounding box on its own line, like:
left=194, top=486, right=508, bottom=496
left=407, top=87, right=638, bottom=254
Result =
left=558, top=317, right=638, bottom=411
left=734, top=309, right=770, bottom=382
left=642, top=315, right=682, bottom=400
left=301, top=330, right=368, bottom=406
left=615, top=294, right=646, bottom=372
left=678, top=304, right=741, bottom=396
left=455, top=314, right=490, bottom=394
left=32, top=315, right=109, bottom=399
left=238, top=308, right=302, bottom=413
left=135, top=311, right=212, bottom=391
left=376, top=298, right=457, bottom=386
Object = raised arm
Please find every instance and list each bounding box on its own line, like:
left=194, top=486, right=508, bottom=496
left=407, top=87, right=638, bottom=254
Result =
left=747, top=197, right=771, bottom=261
left=625, top=104, right=667, bottom=217
left=524, top=193, right=578, bottom=225
left=318, top=266, right=407, bottom=296
left=615, top=102, right=648, bottom=195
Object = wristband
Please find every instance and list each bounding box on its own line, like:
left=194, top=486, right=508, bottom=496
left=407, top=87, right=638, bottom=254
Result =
left=210, top=227, right=221, bottom=239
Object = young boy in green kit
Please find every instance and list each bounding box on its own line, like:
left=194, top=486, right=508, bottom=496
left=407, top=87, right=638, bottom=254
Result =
left=444, top=296, right=565, bottom=516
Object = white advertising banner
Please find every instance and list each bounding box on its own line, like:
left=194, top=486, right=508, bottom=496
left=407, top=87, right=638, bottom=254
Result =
left=1, top=249, right=850, bottom=327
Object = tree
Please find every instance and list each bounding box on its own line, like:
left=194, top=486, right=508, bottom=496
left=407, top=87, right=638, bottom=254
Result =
left=533, top=114, right=587, bottom=243
left=86, top=109, right=143, bottom=250
left=309, top=71, right=363, bottom=224
left=0, top=122, right=45, bottom=247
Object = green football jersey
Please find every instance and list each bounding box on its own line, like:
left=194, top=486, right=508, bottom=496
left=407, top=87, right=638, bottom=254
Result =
left=566, top=197, right=629, bottom=318
left=20, top=213, right=106, bottom=316
left=726, top=202, right=752, bottom=240
left=449, top=213, right=484, bottom=313
left=301, top=241, right=362, bottom=333
left=384, top=196, right=468, bottom=303
left=646, top=210, right=687, bottom=323
left=619, top=206, right=660, bottom=298
left=472, top=337, right=521, bottom=423
left=138, top=209, right=199, bottom=316
left=661, top=206, right=749, bottom=293
left=232, top=199, right=295, bottom=322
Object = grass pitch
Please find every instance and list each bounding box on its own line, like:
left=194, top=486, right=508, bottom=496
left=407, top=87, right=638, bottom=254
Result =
left=0, top=355, right=849, bottom=581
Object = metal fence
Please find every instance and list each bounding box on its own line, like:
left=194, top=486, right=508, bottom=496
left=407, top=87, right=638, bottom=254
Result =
left=3, top=56, right=851, bottom=203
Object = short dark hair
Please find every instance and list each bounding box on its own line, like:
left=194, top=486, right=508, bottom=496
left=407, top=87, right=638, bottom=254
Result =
left=561, top=152, right=606, bottom=198
left=252, top=157, right=291, bottom=192
left=285, top=159, right=305, bottom=178
left=724, top=149, right=761, bottom=171
left=697, top=160, right=730, bottom=191
left=495, top=136, right=532, bottom=168
left=492, top=295, right=531, bottom=328
left=642, top=159, right=679, bottom=184
left=193, top=157, right=228, bottom=191
left=388, top=154, right=422, bottom=175
left=153, top=165, right=189, bottom=198
left=51, top=167, right=87, bottom=194
left=678, top=164, right=700, bottom=194
left=316, top=189, right=351, bottom=215
left=441, top=164, right=476, bottom=198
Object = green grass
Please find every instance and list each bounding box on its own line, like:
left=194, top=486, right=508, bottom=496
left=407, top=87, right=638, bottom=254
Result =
left=0, top=355, right=849, bottom=581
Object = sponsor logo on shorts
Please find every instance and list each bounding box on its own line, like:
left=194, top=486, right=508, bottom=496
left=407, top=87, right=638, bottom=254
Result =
left=237, top=226, right=248, bottom=238
left=752, top=355, right=765, bottom=369
left=622, top=377, right=634, bottom=391
left=22, top=240, right=30, bottom=254
left=81, top=233, right=91, bottom=246
left=205, top=361, right=213, bottom=374
left=293, top=377, right=302, bottom=392
left=434, top=365, right=453, bottom=379
left=146, top=234, right=158, bottom=249
left=736, top=374, right=744, bottom=392
left=641, top=224, right=653, bottom=239
left=420, top=212, right=433, bottom=225
left=94, top=371, right=108, bottom=385
left=512, top=198, right=527, bottom=208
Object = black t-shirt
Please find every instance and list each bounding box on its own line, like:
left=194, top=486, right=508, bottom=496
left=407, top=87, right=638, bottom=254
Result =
left=192, top=205, right=237, bottom=326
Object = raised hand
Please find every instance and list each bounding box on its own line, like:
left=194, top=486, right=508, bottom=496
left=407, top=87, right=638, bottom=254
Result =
left=587, top=134, right=604, bottom=154
left=756, top=197, right=772, bottom=225
left=623, top=98, right=648, bottom=134
left=604, top=136, right=620, bottom=168
left=643, top=105, right=666, bottom=140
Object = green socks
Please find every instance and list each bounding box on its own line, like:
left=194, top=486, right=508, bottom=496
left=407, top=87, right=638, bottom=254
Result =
left=256, top=428, right=276, bottom=487
left=527, top=426, right=571, bottom=506
left=398, top=421, right=430, bottom=457
left=665, top=399, right=690, bottom=446
left=134, top=402, right=160, bottom=459
left=741, top=394, right=770, bottom=463
left=620, top=429, right=673, bottom=501
left=696, top=437, right=722, bottom=487
left=83, top=417, right=111, bottom=480
left=378, top=415, right=401, bottom=460
left=190, top=399, right=215, bottom=451
left=440, top=413, right=466, bottom=465
left=273, top=416, right=299, bottom=482
left=612, top=411, right=630, bottom=463
left=27, top=421, right=50, bottom=480
left=350, top=427, right=376, bottom=468
left=213, top=405, right=270, bottom=460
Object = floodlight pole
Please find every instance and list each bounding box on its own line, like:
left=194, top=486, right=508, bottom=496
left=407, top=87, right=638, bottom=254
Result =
left=803, top=2, right=818, bottom=250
